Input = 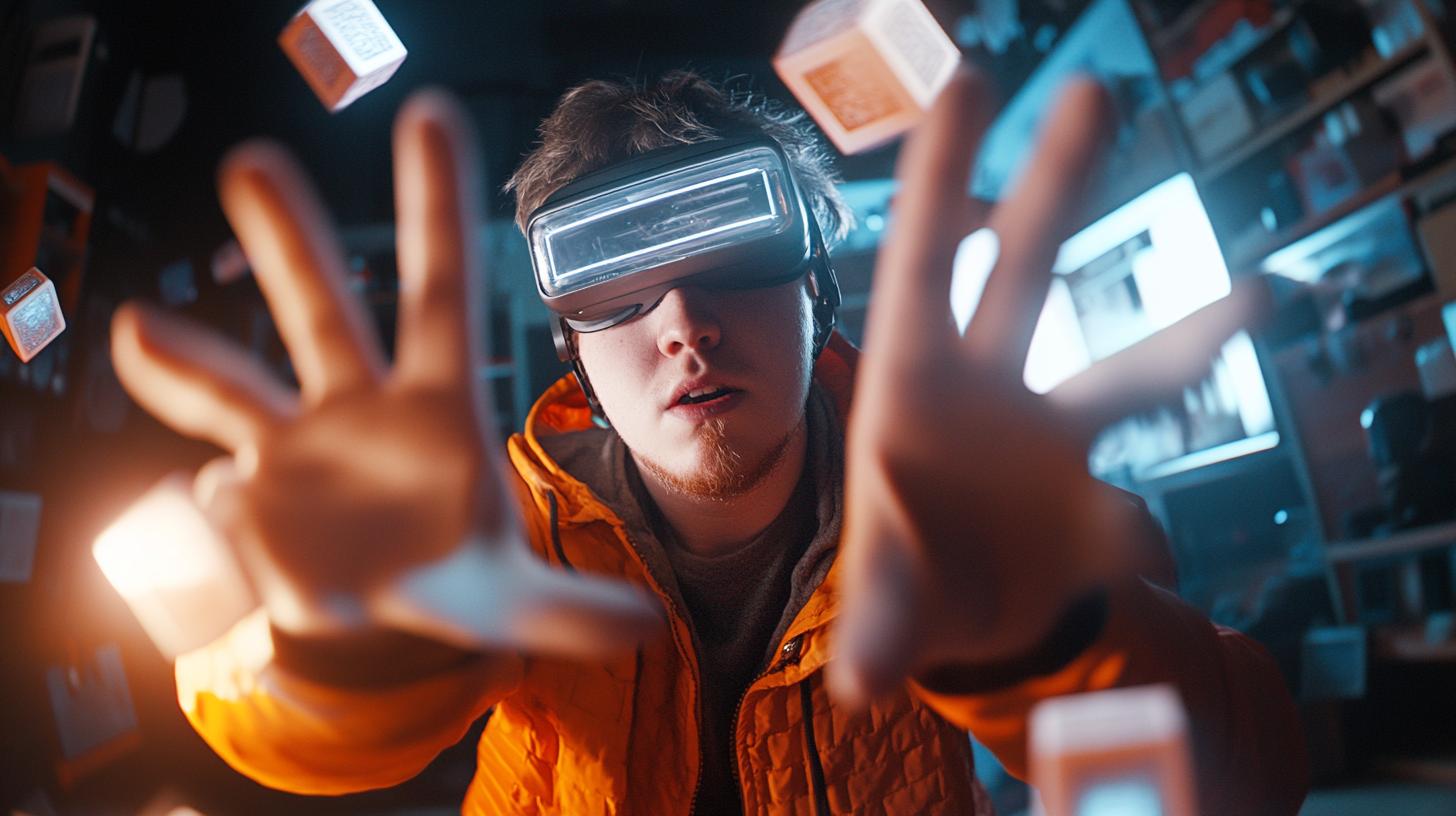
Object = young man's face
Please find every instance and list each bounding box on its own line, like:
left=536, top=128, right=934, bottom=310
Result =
left=575, top=278, right=816, bottom=499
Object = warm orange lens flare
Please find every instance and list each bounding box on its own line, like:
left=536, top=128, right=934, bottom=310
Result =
left=92, top=474, right=258, bottom=659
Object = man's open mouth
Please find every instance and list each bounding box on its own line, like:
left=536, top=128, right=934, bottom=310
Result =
left=677, top=386, right=738, bottom=405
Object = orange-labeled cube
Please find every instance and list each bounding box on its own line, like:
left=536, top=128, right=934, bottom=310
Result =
left=1, top=268, right=65, bottom=363
left=1030, top=684, right=1197, bottom=816
left=774, top=0, right=960, bottom=155
left=279, top=0, right=407, bottom=113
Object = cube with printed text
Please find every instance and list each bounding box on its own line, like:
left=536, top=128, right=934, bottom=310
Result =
left=1031, top=684, right=1197, bottom=816
left=279, top=0, right=407, bottom=113
left=774, top=0, right=960, bottom=155
left=1, top=268, right=65, bottom=363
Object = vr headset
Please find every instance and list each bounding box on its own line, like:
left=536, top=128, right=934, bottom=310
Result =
left=525, top=135, right=841, bottom=414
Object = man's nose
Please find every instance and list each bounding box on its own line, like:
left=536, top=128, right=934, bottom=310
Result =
left=653, top=287, right=721, bottom=356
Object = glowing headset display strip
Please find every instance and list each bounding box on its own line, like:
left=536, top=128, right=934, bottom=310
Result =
left=531, top=147, right=794, bottom=298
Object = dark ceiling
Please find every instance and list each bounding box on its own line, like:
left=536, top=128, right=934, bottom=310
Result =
left=1, top=0, right=1090, bottom=307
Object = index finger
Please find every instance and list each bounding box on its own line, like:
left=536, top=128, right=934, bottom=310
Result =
left=962, top=77, right=1114, bottom=372
left=863, top=66, right=996, bottom=364
left=392, top=90, right=486, bottom=391
left=219, top=143, right=387, bottom=403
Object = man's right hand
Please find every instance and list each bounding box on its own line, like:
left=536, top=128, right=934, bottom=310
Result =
left=110, top=90, right=662, bottom=666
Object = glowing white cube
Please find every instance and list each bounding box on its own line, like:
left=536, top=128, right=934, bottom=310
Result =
left=1030, top=684, right=1197, bottom=816
left=278, top=0, right=407, bottom=113
left=774, top=0, right=960, bottom=155
left=1, top=267, right=66, bottom=363
left=93, top=474, right=258, bottom=659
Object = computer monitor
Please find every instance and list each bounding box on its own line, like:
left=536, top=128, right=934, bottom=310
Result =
left=951, top=173, right=1279, bottom=481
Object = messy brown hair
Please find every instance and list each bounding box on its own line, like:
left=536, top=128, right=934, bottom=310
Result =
left=506, top=70, right=854, bottom=246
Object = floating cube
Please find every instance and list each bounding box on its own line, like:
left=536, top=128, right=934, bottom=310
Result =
left=1, top=267, right=65, bottom=363
left=279, top=0, right=407, bottom=113
left=774, top=0, right=960, bottom=155
left=1031, top=684, right=1197, bottom=816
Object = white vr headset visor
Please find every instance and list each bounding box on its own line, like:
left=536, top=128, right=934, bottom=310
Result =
left=527, top=137, right=822, bottom=336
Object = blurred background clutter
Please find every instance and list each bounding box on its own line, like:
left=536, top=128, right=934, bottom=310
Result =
left=3, top=0, right=1456, bottom=813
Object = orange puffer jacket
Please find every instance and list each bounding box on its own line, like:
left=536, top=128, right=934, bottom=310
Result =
left=175, top=337, right=1309, bottom=815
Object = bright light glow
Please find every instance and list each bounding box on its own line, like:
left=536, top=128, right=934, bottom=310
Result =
left=950, top=227, right=998, bottom=335
left=1442, top=301, right=1456, bottom=357
left=175, top=609, right=273, bottom=708
left=1024, top=279, right=1093, bottom=394
left=1221, top=331, right=1275, bottom=437
left=1261, top=195, right=1402, bottom=283
left=1077, top=778, right=1165, bottom=816
left=1275, top=509, right=1290, bottom=525
left=989, top=172, right=1278, bottom=477
left=93, top=474, right=257, bottom=658
left=1046, top=173, right=1231, bottom=362
left=94, top=477, right=230, bottom=596
left=1025, top=174, right=1233, bottom=391
left=554, top=210, right=775, bottom=279
left=1135, top=431, right=1280, bottom=482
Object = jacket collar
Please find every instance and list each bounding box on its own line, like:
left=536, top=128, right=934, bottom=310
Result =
left=511, top=334, right=860, bottom=651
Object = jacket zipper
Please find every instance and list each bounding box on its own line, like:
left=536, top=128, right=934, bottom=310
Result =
left=546, top=491, right=574, bottom=572
left=546, top=489, right=707, bottom=815
left=799, top=672, right=831, bottom=816
left=729, top=632, right=807, bottom=811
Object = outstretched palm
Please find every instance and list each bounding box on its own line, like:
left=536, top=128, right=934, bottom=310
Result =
left=829, top=69, right=1270, bottom=702
left=111, top=92, right=660, bottom=658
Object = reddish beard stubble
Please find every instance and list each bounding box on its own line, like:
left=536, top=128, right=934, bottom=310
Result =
left=639, top=413, right=804, bottom=501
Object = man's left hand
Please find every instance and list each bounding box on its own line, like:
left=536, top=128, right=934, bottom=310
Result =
left=829, top=66, right=1271, bottom=704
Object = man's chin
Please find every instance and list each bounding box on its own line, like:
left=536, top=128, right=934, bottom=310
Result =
left=640, top=453, right=755, bottom=502
left=639, top=422, right=794, bottom=502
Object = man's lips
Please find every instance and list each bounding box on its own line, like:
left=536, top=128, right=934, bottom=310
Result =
left=667, top=380, right=741, bottom=408
left=665, top=380, right=745, bottom=416
left=666, top=388, right=745, bottom=418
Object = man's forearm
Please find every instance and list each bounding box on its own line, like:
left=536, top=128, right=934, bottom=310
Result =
left=269, top=623, right=485, bottom=687
left=909, top=579, right=1310, bottom=815
left=176, top=609, right=521, bottom=795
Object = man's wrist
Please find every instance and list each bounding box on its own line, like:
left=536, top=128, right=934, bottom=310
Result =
left=914, top=588, right=1109, bottom=696
left=270, top=624, right=482, bottom=688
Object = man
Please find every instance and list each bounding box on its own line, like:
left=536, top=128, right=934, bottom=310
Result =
left=110, top=65, right=1308, bottom=814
